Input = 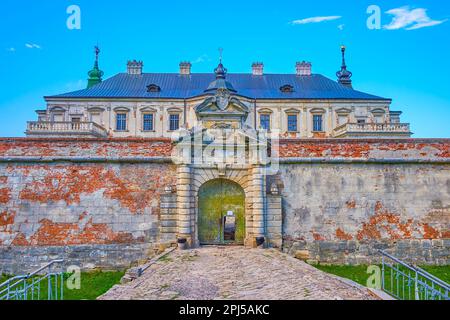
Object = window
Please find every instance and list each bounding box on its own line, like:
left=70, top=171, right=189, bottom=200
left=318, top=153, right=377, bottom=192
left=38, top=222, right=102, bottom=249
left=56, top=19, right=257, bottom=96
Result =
left=116, top=113, right=127, bottom=131
left=147, top=84, right=161, bottom=93
left=90, top=113, right=101, bottom=124
left=357, top=119, right=366, bottom=124
left=287, top=114, right=298, bottom=132
left=280, top=85, right=294, bottom=93
left=338, top=115, right=348, bottom=126
left=143, top=113, right=154, bottom=131
left=260, top=114, right=270, bottom=130
left=52, top=113, right=64, bottom=122
left=313, top=115, right=323, bottom=132
left=374, top=116, right=383, bottom=124
left=169, top=114, right=180, bottom=131
left=71, top=117, right=81, bottom=130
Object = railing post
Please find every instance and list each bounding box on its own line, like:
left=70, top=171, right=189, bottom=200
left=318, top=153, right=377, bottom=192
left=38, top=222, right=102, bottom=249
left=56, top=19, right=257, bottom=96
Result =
left=415, top=272, right=420, bottom=300
left=381, top=255, right=385, bottom=291
left=61, top=272, right=64, bottom=300
left=48, top=265, right=51, bottom=300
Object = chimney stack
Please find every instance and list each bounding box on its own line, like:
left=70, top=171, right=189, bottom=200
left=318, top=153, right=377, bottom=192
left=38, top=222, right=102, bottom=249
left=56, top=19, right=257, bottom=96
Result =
left=127, top=60, right=143, bottom=75
left=179, top=61, right=192, bottom=75
left=252, top=62, right=264, bottom=76
left=296, top=61, right=312, bottom=76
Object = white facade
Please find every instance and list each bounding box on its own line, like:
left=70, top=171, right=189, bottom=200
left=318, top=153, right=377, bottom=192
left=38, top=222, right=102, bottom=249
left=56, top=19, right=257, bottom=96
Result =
left=26, top=56, right=411, bottom=139
left=28, top=97, right=410, bottom=139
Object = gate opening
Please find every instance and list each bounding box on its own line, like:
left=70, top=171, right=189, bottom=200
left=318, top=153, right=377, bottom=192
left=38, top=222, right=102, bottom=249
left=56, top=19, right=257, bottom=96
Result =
left=198, top=179, right=245, bottom=245
left=223, top=212, right=236, bottom=242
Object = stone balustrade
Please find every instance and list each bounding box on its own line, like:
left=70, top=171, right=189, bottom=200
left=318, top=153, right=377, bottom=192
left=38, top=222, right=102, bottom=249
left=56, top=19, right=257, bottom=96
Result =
left=26, top=121, right=108, bottom=138
left=333, top=122, right=411, bottom=138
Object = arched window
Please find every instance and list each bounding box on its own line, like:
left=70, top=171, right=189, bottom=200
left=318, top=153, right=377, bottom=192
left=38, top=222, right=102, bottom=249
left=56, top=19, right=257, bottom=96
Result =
left=280, top=85, right=294, bottom=93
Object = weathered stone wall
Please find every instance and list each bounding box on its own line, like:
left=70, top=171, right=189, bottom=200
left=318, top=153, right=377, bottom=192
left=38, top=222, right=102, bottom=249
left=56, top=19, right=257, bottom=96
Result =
left=0, top=138, right=449, bottom=272
left=0, top=138, right=176, bottom=274
left=278, top=162, right=450, bottom=265
left=0, top=137, right=174, bottom=159
left=279, top=139, right=449, bottom=160
left=266, top=195, right=282, bottom=248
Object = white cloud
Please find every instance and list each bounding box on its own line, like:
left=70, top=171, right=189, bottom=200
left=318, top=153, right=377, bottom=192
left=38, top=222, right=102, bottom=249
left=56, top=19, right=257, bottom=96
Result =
left=292, top=16, right=341, bottom=25
left=6, top=47, right=16, bottom=52
left=337, top=24, right=345, bottom=31
left=192, top=54, right=211, bottom=64
left=25, top=43, right=42, bottom=49
left=384, top=6, right=447, bottom=30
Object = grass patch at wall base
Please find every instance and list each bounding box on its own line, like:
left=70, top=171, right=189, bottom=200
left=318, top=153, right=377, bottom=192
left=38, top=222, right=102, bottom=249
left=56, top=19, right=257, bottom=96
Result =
left=1, top=271, right=124, bottom=300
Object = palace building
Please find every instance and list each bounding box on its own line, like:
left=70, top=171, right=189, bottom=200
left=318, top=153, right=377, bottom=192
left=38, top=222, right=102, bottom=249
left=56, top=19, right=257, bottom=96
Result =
left=26, top=46, right=411, bottom=140
left=0, top=47, right=448, bottom=273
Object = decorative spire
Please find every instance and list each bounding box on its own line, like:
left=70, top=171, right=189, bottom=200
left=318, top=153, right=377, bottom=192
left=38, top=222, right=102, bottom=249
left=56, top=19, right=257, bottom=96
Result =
left=94, top=46, right=100, bottom=68
left=214, top=47, right=227, bottom=79
left=87, top=45, right=104, bottom=88
left=336, top=45, right=353, bottom=88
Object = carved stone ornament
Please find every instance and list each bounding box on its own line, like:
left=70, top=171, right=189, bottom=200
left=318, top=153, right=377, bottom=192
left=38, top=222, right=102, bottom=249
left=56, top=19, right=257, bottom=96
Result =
left=215, top=88, right=230, bottom=111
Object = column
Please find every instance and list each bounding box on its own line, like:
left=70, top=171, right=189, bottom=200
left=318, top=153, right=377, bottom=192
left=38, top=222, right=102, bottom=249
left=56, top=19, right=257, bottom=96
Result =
left=251, top=165, right=266, bottom=246
left=177, top=165, right=192, bottom=245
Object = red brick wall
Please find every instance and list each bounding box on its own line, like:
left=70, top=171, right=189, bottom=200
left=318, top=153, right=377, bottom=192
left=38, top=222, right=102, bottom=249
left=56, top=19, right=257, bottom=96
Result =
left=279, top=139, right=450, bottom=160
left=0, top=162, right=176, bottom=247
left=0, top=138, right=174, bottom=158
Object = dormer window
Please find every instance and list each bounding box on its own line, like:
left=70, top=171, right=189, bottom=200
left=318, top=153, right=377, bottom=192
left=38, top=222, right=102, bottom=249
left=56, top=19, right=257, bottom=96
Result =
left=280, top=85, right=294, bottom=93
left=147, top=84, right=161, bottom=93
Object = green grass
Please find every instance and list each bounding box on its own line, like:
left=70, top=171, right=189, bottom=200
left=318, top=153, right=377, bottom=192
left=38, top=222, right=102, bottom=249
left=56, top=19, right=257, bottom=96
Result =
left=64, top=271, right=125, bottom=300
left=420, top=266, right=450, bottom=284
left=311, top=264, right=450, bottom=300
left=313, top=265, right=371, bottom=287
left=312, top=264, right=450, bottom=286
left=1, top=271, right=124, bottom=300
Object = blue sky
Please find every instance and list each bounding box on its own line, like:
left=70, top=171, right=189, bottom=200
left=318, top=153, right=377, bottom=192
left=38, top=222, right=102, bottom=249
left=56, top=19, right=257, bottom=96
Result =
left=0, top=0, right=449, bottom=137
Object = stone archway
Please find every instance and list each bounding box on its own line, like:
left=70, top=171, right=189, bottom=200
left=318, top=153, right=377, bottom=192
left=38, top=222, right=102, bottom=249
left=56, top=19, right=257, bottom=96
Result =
left=198, top=179, right=246, bottom=245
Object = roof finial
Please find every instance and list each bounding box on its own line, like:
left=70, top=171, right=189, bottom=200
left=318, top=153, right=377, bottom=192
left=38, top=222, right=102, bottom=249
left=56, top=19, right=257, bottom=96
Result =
left=94, top=45, right=100, bottom=68
left=341, top=45, right=346, bottom=68
left=214, top=47, right=227, bottom=79
left=336, top=45, right=353, bottom=88
left=87, top=45, right=104, bottom=89
left=218, top=47, right=223, bottom=64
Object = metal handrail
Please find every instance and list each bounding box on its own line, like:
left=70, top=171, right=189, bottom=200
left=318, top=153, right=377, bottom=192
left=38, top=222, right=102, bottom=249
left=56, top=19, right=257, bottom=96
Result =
left=28, top=259, right=64, bottom=277
left=0, top=259, right=64, bottom=300
left=415, top=266, right=450, bottom=289
left=379, top=250, right=449, bottom=300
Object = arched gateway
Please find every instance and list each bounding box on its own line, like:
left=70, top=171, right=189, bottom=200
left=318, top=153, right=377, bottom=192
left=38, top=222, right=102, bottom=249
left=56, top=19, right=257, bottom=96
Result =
left=157, top=60, right=283, bottom=249
left=198, top=179, right=245, bottom=245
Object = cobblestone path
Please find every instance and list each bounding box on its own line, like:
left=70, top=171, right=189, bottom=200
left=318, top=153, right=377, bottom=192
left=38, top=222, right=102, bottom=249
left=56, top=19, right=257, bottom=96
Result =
left=99, top=246, right=376, bottom=300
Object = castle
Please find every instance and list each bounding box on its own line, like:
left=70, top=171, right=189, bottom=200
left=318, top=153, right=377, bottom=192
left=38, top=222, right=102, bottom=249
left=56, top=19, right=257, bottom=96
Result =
left=0, top=47, right=448, bottom=273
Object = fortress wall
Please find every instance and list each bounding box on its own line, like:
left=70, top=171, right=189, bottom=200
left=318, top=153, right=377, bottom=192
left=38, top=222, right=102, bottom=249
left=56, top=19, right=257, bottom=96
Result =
left=278, top=162, right=450, bottom=265
left=0, top=138, right=448, bottom=273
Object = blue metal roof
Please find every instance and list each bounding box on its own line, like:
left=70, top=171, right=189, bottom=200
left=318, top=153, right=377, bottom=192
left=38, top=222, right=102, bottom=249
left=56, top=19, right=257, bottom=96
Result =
left=47, top=73, right=389, bottom=101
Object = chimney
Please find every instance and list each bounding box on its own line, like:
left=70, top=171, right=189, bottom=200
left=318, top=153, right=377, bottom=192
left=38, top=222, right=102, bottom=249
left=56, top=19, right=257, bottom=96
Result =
left=252, top=62, right=264, bottom=76
left=179, top=61, right=192, bottom=75
left=127, top=60, right=143, bottom=75
left=296, top=61, right=312, bottom=76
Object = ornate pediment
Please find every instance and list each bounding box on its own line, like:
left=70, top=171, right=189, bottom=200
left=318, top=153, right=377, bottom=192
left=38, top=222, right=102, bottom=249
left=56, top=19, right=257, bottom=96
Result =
left=195, top=88, right=250, bottom=128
